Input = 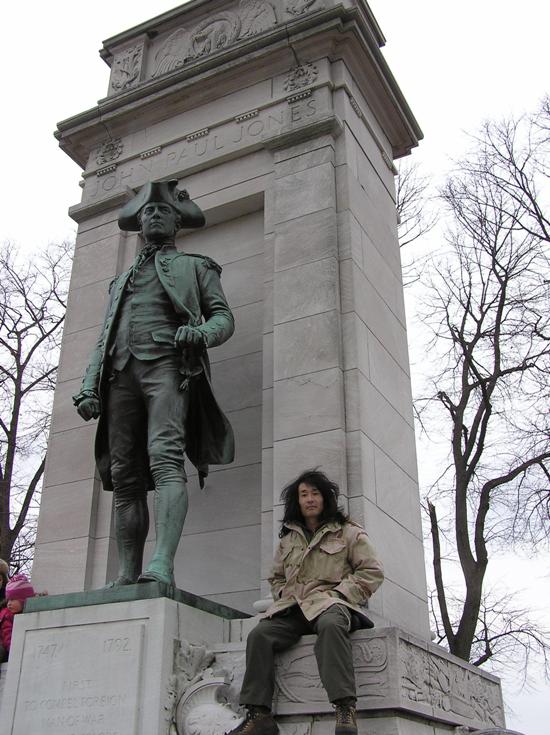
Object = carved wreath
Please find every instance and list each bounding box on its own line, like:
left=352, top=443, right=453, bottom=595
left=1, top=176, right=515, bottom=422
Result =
left=283, top=63, right=318, bottom=92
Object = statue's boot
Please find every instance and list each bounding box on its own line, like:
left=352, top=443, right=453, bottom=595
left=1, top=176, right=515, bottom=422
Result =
left=138, top=480, right=188, bottom=586
left=106, top=491, right=149, bottom=587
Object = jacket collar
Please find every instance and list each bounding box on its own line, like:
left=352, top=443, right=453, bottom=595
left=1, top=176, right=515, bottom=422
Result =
left=142, top=240, right=176, bottom=250
left=284, top=520, right=342, bottom=541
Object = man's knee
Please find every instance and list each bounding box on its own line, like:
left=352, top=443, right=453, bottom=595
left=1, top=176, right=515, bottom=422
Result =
left=148, top=456, right=187, bottom=485
left=111, top=446, right=147, bottom=493
left=315, top=606, right=351, bottom=636
left=112, top=475, right=144, bottom=501
left=246, top=621, right=271, bottom=651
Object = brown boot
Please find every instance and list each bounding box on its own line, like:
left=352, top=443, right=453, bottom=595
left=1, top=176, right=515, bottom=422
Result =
left=226, top=706, right=279, bottom=735
left=334, top=698, right=357, bottom=735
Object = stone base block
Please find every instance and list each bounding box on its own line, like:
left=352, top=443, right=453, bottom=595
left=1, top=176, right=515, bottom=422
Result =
left=0, top=594, right=236, bottom=735
left=217, top=626, right=506, bottom=733
left=0, top=598, right=506, bottom=735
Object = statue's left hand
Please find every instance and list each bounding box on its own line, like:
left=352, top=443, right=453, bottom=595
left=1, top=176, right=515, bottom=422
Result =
left=174, top=325, right=205, bottom=349
left=76, top=396, right=101, bottom=421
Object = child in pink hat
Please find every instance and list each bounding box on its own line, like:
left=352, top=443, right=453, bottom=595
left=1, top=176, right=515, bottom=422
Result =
left=0, top=574, right=35, bottom=662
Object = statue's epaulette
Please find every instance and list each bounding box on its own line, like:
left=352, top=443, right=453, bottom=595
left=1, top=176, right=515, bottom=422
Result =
left=186, top=253, right=223, bottom=275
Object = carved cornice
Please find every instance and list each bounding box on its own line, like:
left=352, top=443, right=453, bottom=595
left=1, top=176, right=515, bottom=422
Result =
left=96, top=163, right=117, bottom=177
left=187, top=128, right=210, bottom=141
left=234, top=110, right=259, bottom=122
left=56, top=2, right=421, bottom=169
left=74, top=90, right=336, bottom=211
left=263, top=114, right=342, bottom=151
left=140, top=146, right=162, bottom=159
left=286, top=89, right=313, bottom=104
left=68, top=189, right=135, bottom=224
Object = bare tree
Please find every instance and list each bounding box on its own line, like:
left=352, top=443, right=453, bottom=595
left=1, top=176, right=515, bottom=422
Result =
left=416, top=105, right=550, bottom=668
left=396, top=159, right=437, bottom=249
left=459, top=96, right=550, bottom=247
left=428, top=584, right=550, bottom=680
left=0, top=242, right=71, bottom=572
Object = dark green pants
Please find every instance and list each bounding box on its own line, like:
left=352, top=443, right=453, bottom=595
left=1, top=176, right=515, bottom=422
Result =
left=240, top=604, right=356, bottom=707
left=108, top=354, right=189, bottom=495
left=107, top=354, right=189, bottom=581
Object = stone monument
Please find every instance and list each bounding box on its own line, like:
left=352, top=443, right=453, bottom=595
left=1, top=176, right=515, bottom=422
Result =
left=0, top=1, right=507, bottom=733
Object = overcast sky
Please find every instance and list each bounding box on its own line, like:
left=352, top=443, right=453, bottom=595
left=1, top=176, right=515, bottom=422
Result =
left=2, top=1, right=549, bottom=732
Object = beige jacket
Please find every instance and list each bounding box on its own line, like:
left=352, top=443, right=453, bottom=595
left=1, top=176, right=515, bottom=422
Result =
left=264, top=520, right=384, bottom=623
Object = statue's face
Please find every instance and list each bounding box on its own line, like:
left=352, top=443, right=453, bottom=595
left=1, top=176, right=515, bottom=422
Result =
left=140, top=201, right=179, bottom=241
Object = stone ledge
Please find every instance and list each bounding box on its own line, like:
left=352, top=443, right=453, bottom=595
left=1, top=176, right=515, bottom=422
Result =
left=214, top=626, right=505, bottom=731
left=25, top=582, right=250, bottom=619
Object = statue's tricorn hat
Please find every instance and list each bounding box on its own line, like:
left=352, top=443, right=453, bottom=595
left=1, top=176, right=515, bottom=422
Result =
left=118, top=179, right=206, bottom=232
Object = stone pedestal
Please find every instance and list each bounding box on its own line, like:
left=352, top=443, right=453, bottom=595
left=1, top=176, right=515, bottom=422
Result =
left=0, top=589, right=243, bottom=735
left=0, top=593, right=505, bottom=734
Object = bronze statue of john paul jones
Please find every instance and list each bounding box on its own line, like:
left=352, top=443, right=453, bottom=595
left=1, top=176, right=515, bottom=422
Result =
left=73, top=180, right=235, bottom=587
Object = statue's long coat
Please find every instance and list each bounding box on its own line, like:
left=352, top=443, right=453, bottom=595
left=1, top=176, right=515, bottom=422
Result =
left=78, top=249, right=235, bottom=490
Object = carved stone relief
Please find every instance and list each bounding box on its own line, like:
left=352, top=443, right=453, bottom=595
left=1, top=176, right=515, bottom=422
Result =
left=211, top=650, right=247, bottom=713
left=108, top=0, right=325, bottom=93
left=163, top=642, right=247, bottom=735
left=285, top=0, right=319, bottom=15
left=352, top=638, right=389, bottom=699
left=399, top=640, right=505, bottom=727
left=191, top=13, right=241, bottom=59
left=152, top=28, right=190, bottom=77
left=164, top=633, right=504, bottom=731
left=178, top=679, right=242, bottom=735
left=96, top=138, right=123, bottom=165
left=275, top=648, right=327, bottom=703
left=274, top=637, right=389, bottom=705
left=283, top=63, right=318, bottom=92
left=152, top=1, right=278, bottom=79
left=111, top=45, right=144, bottom=91
left=240, top=0, right=278, bottom=37
left=400, top=641, right=430, bottom=705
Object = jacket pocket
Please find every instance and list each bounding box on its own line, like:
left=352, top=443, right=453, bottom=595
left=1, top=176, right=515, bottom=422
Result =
left=316, top=539, right=347, bottom=582
left=281, top=541, right=304, bottom=579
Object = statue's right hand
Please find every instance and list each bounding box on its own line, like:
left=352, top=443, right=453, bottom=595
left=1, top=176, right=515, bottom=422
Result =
left=77, top=397, right=101, bottom=421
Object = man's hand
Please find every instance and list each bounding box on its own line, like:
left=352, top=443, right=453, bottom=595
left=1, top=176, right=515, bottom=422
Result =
left=174, top=325, right=205, bottom=349
left=77, top=397, right=101, bottom=421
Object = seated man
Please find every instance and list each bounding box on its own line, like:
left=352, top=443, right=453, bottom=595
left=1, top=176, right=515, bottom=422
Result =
left=229, top=470, right=384, bottom=735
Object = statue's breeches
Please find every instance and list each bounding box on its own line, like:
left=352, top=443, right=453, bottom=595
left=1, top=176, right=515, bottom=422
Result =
left=106, top=355, right=189, bottom=497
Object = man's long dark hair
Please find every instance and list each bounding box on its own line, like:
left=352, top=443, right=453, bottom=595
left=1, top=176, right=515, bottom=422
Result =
left=279, top=469, right=349, bottom=537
